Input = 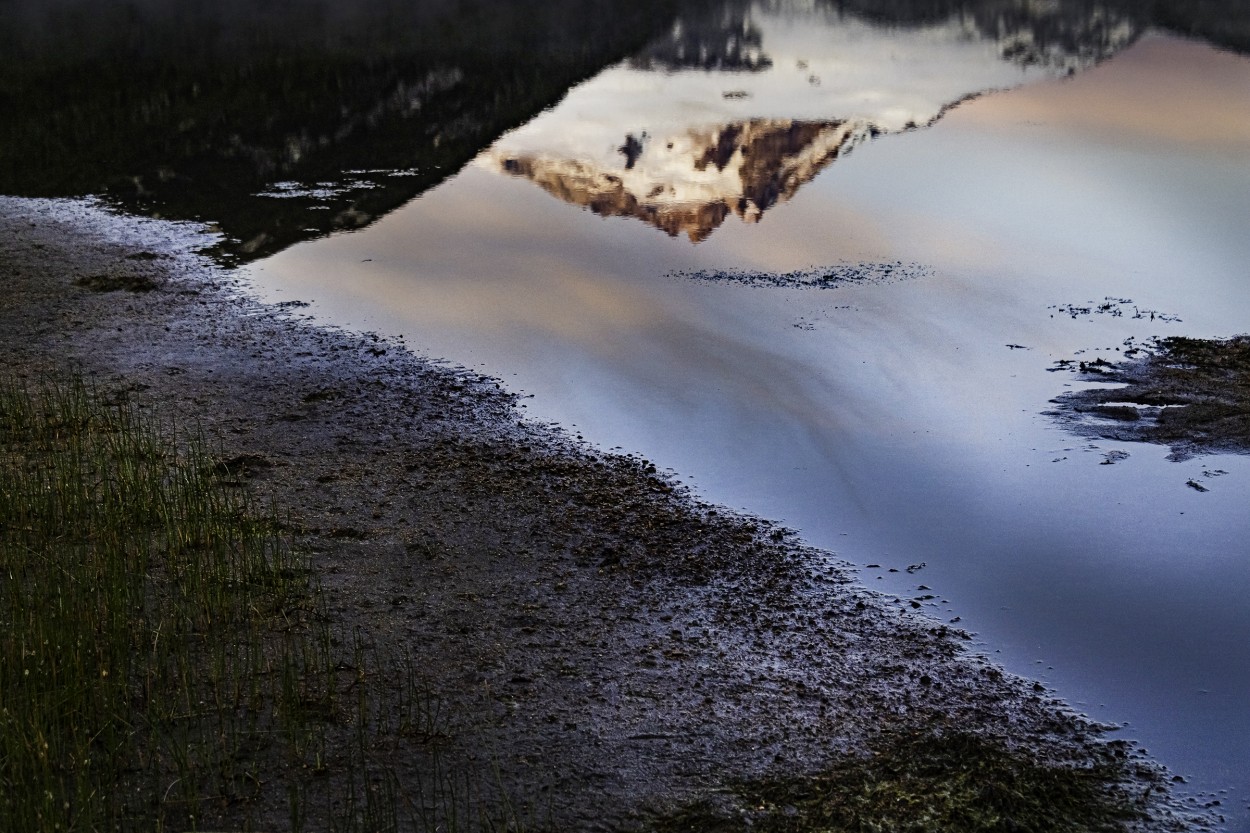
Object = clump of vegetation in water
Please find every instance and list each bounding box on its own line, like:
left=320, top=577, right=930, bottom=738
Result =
left=1049, top=334, right=1250, bottom=460
left=651, top=730, right=1148, bottom=833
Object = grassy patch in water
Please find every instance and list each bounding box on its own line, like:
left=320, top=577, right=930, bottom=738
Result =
left=652, top=730, right=1146, bottom=833
left=1049, top=334, right=1250, bottom=460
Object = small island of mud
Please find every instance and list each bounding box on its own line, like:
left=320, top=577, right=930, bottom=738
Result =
left=1048, top=335, right=1250, bottom=461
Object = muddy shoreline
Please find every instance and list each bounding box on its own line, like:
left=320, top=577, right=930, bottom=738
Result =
left=0, top=197, right=1214, bottom=830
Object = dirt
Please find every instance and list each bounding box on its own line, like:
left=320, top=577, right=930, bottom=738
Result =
left=1048, top=335, right=1250, bottom=461
left=0, top=197, right=1217, bottom=831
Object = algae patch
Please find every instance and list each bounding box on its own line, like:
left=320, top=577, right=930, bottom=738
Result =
left=669, top=261, right=933, bottom=289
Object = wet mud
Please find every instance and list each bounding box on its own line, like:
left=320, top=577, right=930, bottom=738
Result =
left=0, top=198, right=1220, bottom=830
left=1049, top=335, right=1250, bottom=462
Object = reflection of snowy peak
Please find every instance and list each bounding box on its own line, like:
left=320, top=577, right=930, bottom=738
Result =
left=482, top=1, right=1139, bottom=241
left=492, top=119, right=868, bottom=241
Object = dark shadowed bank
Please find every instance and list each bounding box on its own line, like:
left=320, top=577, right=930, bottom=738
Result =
left=0, top=198, right=1224, bottom=831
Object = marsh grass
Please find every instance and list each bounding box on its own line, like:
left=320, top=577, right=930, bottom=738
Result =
left=651, top=730, right=1149, bottom=833
left=0, top=374, right=521, bottom=832
left=0, top=373, right=319, bottom=829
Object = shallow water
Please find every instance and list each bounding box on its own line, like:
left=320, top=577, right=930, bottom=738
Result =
left=247, top=7, right=1250, bottom=819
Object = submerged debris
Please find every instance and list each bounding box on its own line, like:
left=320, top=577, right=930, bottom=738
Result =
left=1048, top=297, right=1182, bottom=323
left=670, top=261, right=933, bottom=289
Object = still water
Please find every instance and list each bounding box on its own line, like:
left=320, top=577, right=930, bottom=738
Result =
left=246, top=4, right=1250, bottom=823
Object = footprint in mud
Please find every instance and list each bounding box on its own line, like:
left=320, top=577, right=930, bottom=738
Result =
left=75, top=272, right=162, bottom=293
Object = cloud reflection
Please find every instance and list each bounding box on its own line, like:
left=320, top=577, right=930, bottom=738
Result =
left=955, top=34, right=1250, bottom=152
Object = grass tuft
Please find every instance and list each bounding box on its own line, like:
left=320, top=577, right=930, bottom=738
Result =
left=651, top=730, right=1149, bottom=833
left=0, top=373, right=316, bottom=829
left=0, top=372, right=536, bottom=832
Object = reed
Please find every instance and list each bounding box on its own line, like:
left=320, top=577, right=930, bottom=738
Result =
left=0, top=374, right=427, bottom=831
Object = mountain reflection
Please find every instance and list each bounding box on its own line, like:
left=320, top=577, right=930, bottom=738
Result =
left=483, top=0, right=1141, bottom=242
left=500, top=120, right=863, bottom=242
left=0, top=0, right=1246, bottom=261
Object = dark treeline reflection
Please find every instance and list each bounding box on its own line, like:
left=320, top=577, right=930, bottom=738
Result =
left=0, top=0, right=682, bottom=260
left=1, top=0, right=1246, bottom=262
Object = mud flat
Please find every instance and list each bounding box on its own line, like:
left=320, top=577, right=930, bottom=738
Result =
left=1050, top=335, right=1250, bottom=462
left=0, top=197, right=1216, bottom=831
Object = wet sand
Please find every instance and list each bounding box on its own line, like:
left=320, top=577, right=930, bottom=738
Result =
left=0, top=197, right=1215, bottom=830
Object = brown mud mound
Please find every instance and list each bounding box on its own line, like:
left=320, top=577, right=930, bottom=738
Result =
left=1048, top=336, right=1250, bottom=461
left=0, top=197, right=1215, bottom=831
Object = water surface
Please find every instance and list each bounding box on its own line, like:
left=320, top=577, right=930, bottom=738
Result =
left=249, top=11, right=1250, bottom=823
